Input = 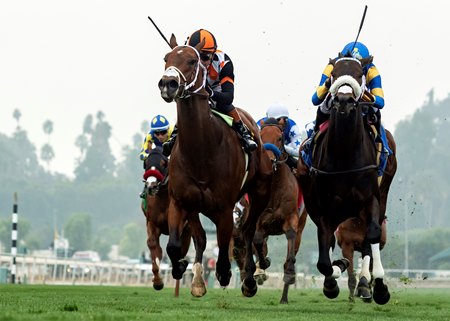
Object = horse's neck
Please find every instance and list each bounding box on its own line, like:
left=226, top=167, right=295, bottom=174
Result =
left=176, top=97, right=221, bottom=159
left=326, top=116, right=367, bottom=163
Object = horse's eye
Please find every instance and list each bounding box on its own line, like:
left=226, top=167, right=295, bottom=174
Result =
left=188, top=59, right=197, bottom=66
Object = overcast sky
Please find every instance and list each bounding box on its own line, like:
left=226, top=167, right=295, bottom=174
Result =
left=1, top=0, right=449, bottom=177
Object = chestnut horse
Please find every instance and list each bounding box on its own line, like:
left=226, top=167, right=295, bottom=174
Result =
left=157, top=34, right=272, bottom=297
left=297, top=54, right=391, bottom=305
left=141, top=147, right=191, bottom=293
left=233, top=118, right=308, bottom=304
left=336, top=128, right=397, bottom=302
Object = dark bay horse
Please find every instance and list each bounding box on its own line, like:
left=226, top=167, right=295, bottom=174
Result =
left=336, top=128, right=397, bottom=302
left=157, top=34, right=272, bottom=297
left=141, top=147, right=191, bottom=293
left=297, top=54, right=391, bottom=305
left=233, top=118, right=308, bottom=304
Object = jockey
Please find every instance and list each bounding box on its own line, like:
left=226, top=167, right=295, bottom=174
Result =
left=163, top=28, right=257, bottom=155
left=257, top=102, right=302, bottom=169
left=311, top=41, right=384, bottom=132
left=139, top=114, right=174, bottom=163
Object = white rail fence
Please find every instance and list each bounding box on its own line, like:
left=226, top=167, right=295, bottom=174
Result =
left=1, top=253, right=449, bottom=288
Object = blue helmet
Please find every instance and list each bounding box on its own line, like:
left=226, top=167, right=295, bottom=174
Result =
left=150, top=115, right=169, bottom=132
left=341, top=42, right=370, bottom=59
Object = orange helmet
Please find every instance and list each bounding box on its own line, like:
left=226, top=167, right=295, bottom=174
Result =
left=187, top=29, right=217, bottom=52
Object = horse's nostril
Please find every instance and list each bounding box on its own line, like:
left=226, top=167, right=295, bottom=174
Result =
left=158, top=79, right=164, bottom=90
left=169, top=79, right=179, bottom=90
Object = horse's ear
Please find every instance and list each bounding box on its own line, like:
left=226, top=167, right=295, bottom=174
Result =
left=360, top=55, right=373, bottom=67
left=329, top=57, right=337, bottom=65
left=338, top=52, right=344, bottom=59
left=194, top=38, right=206, bottom=52
left=169, top=34, right=178, bottom=49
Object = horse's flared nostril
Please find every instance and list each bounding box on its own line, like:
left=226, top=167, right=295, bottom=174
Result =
left=158, top=79, right=164, bottom=90
left=168, top=79, right=179, bottom=90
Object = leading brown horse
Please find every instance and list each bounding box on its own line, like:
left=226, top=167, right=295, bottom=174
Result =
left=157, top=34, right=272, bottom=297
left=233, top=118, right=308, bottom=304
left=297, top=54, right=391, bottom=305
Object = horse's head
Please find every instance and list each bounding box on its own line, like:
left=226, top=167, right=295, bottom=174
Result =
left=260, top=117, right=285, bottom=169
left=158, top=34, right=207, bottom=102
left=328, top=53, right=373, bottom=117
left=143, top=147, right=168, bottom=195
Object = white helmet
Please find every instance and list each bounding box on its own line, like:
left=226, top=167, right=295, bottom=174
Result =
left=266, top=102, right=289, bottom=119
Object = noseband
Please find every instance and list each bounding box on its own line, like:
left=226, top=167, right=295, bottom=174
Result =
left=329, top=57, right=366, bottom=103
left=162, top=45, right=208, bottom=99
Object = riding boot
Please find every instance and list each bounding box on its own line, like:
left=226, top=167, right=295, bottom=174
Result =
left=303, top=108, right=330, bottom=155
left=162, top=125, right=178, bottom=157
left=228, top=109, right=257, bottom=152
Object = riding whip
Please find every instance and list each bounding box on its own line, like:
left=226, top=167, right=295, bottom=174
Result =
left=351, top=5, right=368, bottom=52
left=147, top=16, right=171, bottom=48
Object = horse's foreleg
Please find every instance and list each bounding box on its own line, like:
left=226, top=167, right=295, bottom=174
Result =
left=355, top=241, right=373, bottom=302
left=317, top=223, right=348, bottom=299
left=166, top=202, right=189, bottom=280
left=147, top=222, right=164, bottom=290
left=341, top=242, right=357, bottom=301
left=366, top=198, right=390, bottom=305
left=213, top=210, right=233, bottom=288
left=188, top=213, right=207, bottom=297
left=241, top=207, right=260, bottom=297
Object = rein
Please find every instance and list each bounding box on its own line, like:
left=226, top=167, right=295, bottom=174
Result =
left=309, top=164, right=377, bottom=176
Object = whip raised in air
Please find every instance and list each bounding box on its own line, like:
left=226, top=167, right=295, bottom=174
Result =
left=351, top=5, right=368, bottom=52
left=147, top=16, right=171, bottom=48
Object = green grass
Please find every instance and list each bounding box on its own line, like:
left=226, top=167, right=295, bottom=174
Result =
left=0, top=285, right=449, bottom=321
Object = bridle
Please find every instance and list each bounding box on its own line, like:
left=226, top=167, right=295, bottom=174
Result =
left=162, top=45, right=208, bottom=99
left=309, top=57, right=377, bottom=176
left=329, top=57, right=366, bottom=105
left=261, top=123, right=288, bottom=171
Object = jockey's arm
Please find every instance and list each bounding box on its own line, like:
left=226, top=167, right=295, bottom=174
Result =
left=284, top=122, right=302, bottom=157
left=210, top=61, right=234, bottom=106
left=139, top=133, right=153, bottom=160
left=312, top=64, right=334, bottom=106
left=365, top=64, right=385, bottom=109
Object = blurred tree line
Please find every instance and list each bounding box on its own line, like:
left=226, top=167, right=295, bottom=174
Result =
left=0, top=90, right=449, bottom=270
left=0, top=110, right=147, bottom=260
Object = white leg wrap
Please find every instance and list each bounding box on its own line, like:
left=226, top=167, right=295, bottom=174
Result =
left=371, top=243, right=384, bottom=279
left=332, top=265, right=342, bottom=279
left=360, top=255, right=371, bottom=281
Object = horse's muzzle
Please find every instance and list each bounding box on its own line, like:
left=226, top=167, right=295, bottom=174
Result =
left=158, top=77, right=180, bottom=102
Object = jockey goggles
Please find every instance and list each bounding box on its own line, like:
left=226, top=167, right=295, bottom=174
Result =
left=200, top=52, right=213, bottom=61
left=154, top=130, right=168, bottom=136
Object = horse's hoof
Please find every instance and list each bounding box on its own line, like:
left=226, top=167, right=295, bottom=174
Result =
left=190, top=285, right=207, bottom=297
left=323, top=276, right=340, bottom=299
left=216, top=270, right=231, bottom=287
left=373, top=278, right=390, bottom=305
left=254, top=274, right=265, bottom=285
left=153, top=282, right=164, bottom=291
left=172, top=259, right=189, bottom=280
left=283, top=273, right=296, bottom=285
left=356, top=276, right=372, bottom=301
left=241, top=278, right=257, bottom=297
